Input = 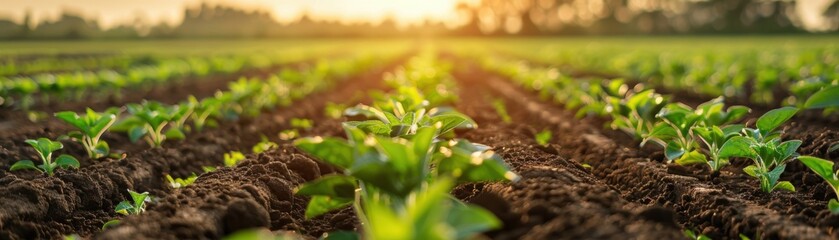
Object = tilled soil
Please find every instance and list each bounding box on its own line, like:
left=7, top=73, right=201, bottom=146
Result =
left=452, top=63, right=839, bottom=239
left=0, top=55, right=400, bottom=239
left=3, top=52, right=839, bottom=240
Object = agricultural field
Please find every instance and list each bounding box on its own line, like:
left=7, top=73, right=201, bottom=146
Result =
left=0, top=37, right=838, bottom=240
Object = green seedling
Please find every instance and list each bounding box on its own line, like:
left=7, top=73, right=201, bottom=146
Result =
left=224, top=151, right=246, bottom=167
left=122, top=101, right=191, bottom=147
left=55, top=108, right=117, bottom=159
left=294, top=125, right=517, bottom=219
left=166, top=173, right=198, bottom=189
left=608, top=89, right=668, bottom=140
left=687, top=125, right=744, bottom=171
left=645, top=97, right=750, bottom=165
left=798, top=156, right=839, bottom=214
left=202, top=166, right=218, bottom=173
left=804, top=85, right=839, bottom=109
left=189, top=95, right=220, bottom=132
left=684, top=229, right=711, bottom=240
left=290, top=118, right=313, bottom=131
left=720, top=107, right=800, bottom=193
left=10, top=138, right=79, bottom=176
left=324, top=102, right=347, bottom=119
left=491, top=99, right=512, bottom=123
left=252, top=136, right=278, bottom=154
left=278, top=129, right=299, bottom=140
left=358, top=179, right=501, bottom=240
left=535, top=129, right=552, bottom=146
left=344, top=96, right=475, bottom=138
left=103, top=189, right=152, bottom=229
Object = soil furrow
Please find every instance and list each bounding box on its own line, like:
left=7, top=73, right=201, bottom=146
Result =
left=0, top=56, right=341, bottom=173
left=91, top=55, right=400, bottom=239
left=0, top=55, right=402, bottom=239
left=453, top=64, right=835, bottom=239
left=443, top=64, right=684, bottom=239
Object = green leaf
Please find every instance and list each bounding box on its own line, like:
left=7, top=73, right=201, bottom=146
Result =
left=10, top=160, right=41, bottom=172
left=114, top=201, right=134, bottom=215
left=756, top=107, right=798, bottom=134
left=412, top=126, right=437, bottom=160
left=829, top=199, right=839, bottom=214
left=363, top=196, right=407, bottom=239
left=55, top=154, right=80, bottom=169
left=447, top=203, right=501, bottom=239
left=778, top=140, right=802, bottom=160
left=305, top=195, right=353, bottom=219
left=93, top=141, right=110, bottom=157
left=766, top=164, right=788, bottom=190
left=804, top=86, right=839, bottom=109
left=295, top=175, right=358, bottom=199
left=719, top=136, right=757, bottom=159
left=164, top=128, right=185, bottom=140
left=722, top=106, right=751, bottom=124
left=428, top=112, right=476, bottom=135
left=675, top=151, right=707, bottom=166
left=344, top=120, right=391, bottom=136
left=128, top=190, right=150, bottom=209
left=535, top=130, right=552, bottom=146
left=55, top=111, right=86, bottom=131
left=294, top=137, right=354, bottom=169
left=128, top=126, right=147, bottom=143
left=665, top=142, right=686, bottom=161
left=646, top=123, right=678, bottom=145
left=743, top=165, right=759, bottom=177
left=773, top=181, right=795, bottom=192
left=102, top=219, right=121, bottom=230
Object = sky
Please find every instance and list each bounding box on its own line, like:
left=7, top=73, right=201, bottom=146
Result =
left=0, top=0, right=465, bottom=28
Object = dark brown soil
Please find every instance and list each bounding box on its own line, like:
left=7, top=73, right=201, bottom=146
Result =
left=0, top=54, right=401, bottom=239
left=3, top=50, right=838, bottom=240
left=451, top=62, right=838, bottom=239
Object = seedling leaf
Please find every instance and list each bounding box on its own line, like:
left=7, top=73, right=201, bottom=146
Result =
left=804, top=86, right=839, bottom=109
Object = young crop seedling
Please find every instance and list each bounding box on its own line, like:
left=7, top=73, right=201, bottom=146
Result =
left=224, top=151, right=246, bottom=167
left=10, top=138, right=79, bottom=176
left=188, top=95, right=221, bottom=132
left=103, top=189, right=152, bottom=229
left=684, top=229, right=711, bottom=240
left=798, top=156, right=839, bottom=214
left=535, top=129, right=552, bottom=146
left=324, top=102, right=348, bottom=119
left=607, top=88, right=668, bottom=140
left=252, top=136, right=278, bottom=154
left=645, top=97, right=750, bottom=166
left=121, top=101, right=192, bottom=147
left=55, top=108, right=117, bottom=159
left=720, top=107, right=800, bottom=192
left=166, top=173, right=198, bottom=189
left=492, top=99, right=513, bottom=123
left=293, top=125, right=516, bottom=239
left=804, top=85, right=839, bottom=110
left=290, top=118, right=313, bottom=131
left=689, top=125, right=744, bottom=171
left=345, top=93, right=476, bottom=138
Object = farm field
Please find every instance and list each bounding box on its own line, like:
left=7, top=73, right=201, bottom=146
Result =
left=1, top=37, right=838, bottom=240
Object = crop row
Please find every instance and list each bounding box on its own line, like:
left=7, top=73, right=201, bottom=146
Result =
left=0, top=51, right=332, bottom=110
left=0, top=49, right=405, bottom=239
left=0, top=54, right=156, bottom=77
left=284, top=50, right=518, bottom=239
left=6, top=51, right=395, bottom=177
left=493, top=43, right=839, bottom=107
left=477, top=54, right=839, bottom=217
